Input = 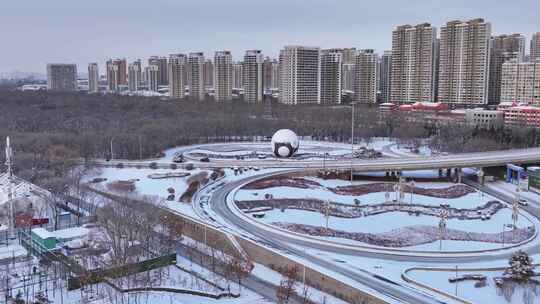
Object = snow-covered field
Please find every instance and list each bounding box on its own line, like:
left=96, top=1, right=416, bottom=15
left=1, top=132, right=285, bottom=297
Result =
left=237, top=181, right=497, bottom=209
left=237, top=175, right=502, bottom=208
left=87, top=167, right=205, bottom=198
left=253, top=206, right=530, bottom=234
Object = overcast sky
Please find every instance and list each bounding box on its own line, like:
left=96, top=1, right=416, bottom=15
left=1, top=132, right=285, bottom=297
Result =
left=2, top=0, right=539, bottom=74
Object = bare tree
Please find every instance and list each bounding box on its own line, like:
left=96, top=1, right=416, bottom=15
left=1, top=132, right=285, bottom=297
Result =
left=276, top=265, right=299, bottom=304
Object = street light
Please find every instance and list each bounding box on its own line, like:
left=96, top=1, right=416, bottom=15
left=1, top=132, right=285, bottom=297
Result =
left=110, top=137, right=115, bottom=160
left=512, top=195, right=520, bottom=236
left=322, top=200, right=331, bottom=233
left=350, top=103, right=355, bottom=183
left=322, top=152, right=329, bottom=173
left=438, top=208, right=449, bottom=251
left=409, top=180, right=416, bottom=205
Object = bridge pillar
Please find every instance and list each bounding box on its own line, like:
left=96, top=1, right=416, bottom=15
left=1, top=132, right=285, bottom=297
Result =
left=438, top=169, right=443, bottom=178
left=478, top=169, right=485, bottom=185
left=457, top=168, right=462, bottom=183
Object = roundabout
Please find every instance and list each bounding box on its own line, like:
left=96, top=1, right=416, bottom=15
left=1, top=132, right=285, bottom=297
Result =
left=209, top=169, right=540, bottom=260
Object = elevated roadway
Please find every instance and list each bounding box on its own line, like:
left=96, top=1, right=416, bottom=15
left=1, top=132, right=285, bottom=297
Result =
left=88, top=146, right=540, bottom=172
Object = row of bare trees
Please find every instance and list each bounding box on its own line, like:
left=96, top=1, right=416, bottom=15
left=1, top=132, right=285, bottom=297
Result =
left=2, top=90, right=540, bottom=189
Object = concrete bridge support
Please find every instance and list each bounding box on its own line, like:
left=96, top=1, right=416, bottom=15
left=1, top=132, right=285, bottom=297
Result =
left=477, top=168, right=485, bottom=185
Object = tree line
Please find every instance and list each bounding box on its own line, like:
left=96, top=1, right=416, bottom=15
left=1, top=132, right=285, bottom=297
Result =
left=1, top=90, right=540, bottom=187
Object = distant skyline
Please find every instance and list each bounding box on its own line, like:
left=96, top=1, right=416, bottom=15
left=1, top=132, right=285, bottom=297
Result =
left=2, top=0, right=539, bottom=74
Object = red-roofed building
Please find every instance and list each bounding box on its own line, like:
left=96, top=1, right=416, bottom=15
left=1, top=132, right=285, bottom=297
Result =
left=499, top=105, right=540, bottom=127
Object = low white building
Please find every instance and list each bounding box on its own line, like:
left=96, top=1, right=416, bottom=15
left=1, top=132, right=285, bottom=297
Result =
left=465, top=108, right=504, bottom=128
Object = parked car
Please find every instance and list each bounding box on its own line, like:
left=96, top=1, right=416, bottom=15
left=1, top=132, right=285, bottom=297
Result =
left=200, top=157, right=210, bottom=162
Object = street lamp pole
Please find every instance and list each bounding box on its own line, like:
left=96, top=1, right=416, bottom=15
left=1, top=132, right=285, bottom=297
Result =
left=502, top=224, right=506, bottom=248
left=110, top=137, right=115, bottom=160
left=350, top=103, right=355, bottom=183
left=410, top=180, right=415, bottom=205
left=438, top=209, right=448, bottom=251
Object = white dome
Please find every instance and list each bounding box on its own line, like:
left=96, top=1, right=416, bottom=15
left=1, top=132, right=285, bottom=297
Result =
left=271, top=129, right=299, bottom=157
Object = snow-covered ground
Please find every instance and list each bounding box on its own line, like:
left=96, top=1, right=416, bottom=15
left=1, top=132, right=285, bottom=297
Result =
left=407, top=267, right=540, bottom=304
left=0, top=244, right=27, bottom=260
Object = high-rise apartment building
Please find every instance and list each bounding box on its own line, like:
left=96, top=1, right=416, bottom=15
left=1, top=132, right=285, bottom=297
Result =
left=433, top=39, right=440, bottom=102
left=188, top=52, right=205, bottom=101
left=169, top=54, right=187, bottom=99
left=488, top=34, right=526, bottom=104
left=148, top=56, right=168, bottom=86
left=501, top=58, right=540, bottom=106
left=88, top=63, right=99, bottom=93
left=378, top=51, right=392, bottom=103
left=46, top=63, right=77, bottom=91
left=320, top=50, right=342, bottom=104
left=263, top=57, right=273, bottom=90
left=128, top=60, right=142, bottom=91
left=438, top=18, right=491, bottom=105
left=203, top=60, right=214, bottom=87
left=116, top=59, right=127, bottom=85
left=232, top=62, right=243, bottom=89
left=342, top=48, right=357, bottom=65
left=214, top=51, right=233, bottom=102
left=279, top=46, right=320, bottom=105
left=390, top=23, right=436, bottom=104
left=243, top=50, right=264, bottom=103
left=354, top=50, right=378, bottom=104
left=531, top=33, right=540, bottom=60
left=342, top=64, right=355, bottom=92
left=271, top=62, right=280, bottom=90
left=106, top=60, right=120, bottom=92
left=146, top=65, right=160, bottom=92
left=105, top=58, right=127, bottom=87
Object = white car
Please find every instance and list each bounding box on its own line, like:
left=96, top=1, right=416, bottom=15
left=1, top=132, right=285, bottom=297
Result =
left=519, top=199, right=529, bottom=206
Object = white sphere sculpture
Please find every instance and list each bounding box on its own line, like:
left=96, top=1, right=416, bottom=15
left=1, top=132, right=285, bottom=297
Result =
left=271, top=129, right=299, bottom=157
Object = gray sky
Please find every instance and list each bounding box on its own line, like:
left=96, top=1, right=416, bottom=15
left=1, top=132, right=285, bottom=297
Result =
left=2, top=0, right=539, bottom=74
